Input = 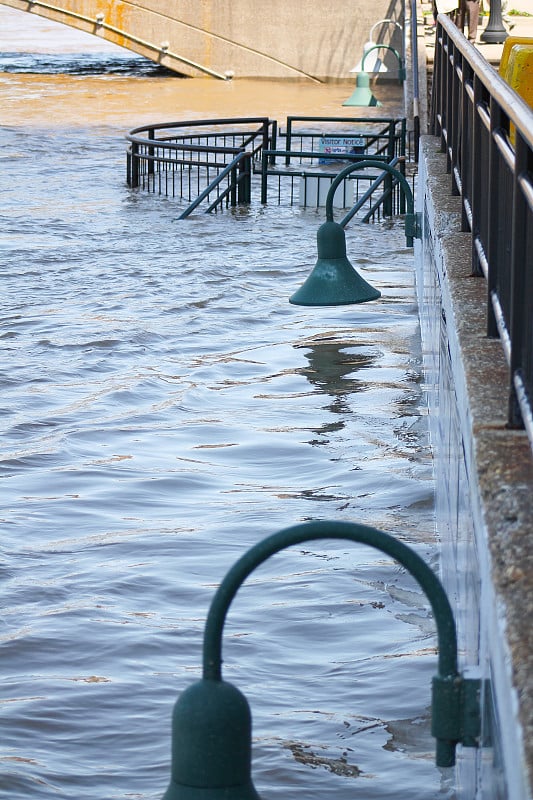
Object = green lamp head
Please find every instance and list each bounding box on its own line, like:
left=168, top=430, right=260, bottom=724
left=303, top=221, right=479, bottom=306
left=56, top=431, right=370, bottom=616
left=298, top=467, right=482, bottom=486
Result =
left=289, top=220, right=381, bottom=306
left=163, top=678, right=261, bottom=800
left=342, top=72, right=381, bottom=107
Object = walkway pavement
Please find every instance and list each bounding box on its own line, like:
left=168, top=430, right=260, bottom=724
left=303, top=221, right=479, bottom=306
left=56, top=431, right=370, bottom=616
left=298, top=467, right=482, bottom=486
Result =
left=422, top=0, right=533, bottom=66
left=416, top=4, right=533, bottom=792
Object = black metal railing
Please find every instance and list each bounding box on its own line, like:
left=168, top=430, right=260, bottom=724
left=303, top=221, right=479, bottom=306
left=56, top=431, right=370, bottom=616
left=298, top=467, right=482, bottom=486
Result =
left=126, top=118, right=274, bottom=212
left=258, top=150, right=408, bottom=218
left=256, top=116, right=408, bottom=217
left=430, top=13, right=533, bottom=447
left=283, top=117, right=407, bottom=164
left=126, top=116, right=410, bottom=218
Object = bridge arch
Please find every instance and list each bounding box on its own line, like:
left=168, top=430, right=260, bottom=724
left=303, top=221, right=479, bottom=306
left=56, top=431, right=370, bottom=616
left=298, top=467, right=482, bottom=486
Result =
left=1, top=0, right=400, bottom=82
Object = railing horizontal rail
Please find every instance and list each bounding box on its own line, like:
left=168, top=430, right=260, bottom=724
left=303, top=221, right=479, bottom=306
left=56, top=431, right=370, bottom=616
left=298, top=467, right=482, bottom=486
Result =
left=430, top=13, right=533, bottom=449
left=179, top=152, right=252, bottom=219
left=126, top=115, right=409, bottom=219
left=127, top=139, right=246, bottom=155
left=127, top=117, right=273, bottom=137
left=20, top=0, right=229, bottom=79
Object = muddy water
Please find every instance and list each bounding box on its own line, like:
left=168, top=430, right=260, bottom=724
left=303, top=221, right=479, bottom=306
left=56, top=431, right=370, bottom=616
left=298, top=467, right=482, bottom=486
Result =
left=0, top=70, right=405, bottom=129
left=0, top=6, right=405, bottom=127
left=0, top=7, right=452, bottom=800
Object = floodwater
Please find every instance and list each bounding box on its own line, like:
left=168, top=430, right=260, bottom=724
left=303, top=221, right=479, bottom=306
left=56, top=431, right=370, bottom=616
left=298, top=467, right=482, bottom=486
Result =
left=0, top=7, right=452, bottom=800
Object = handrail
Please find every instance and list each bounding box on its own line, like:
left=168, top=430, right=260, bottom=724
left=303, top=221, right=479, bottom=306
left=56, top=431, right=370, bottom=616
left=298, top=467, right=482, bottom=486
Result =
left=340, top=156, right=404, bottom=226
left=178, top=151, right=251, bottom=218
left=127, top=117, right=272, bottom=138
left=283, top=116, right=404, bottom=165
left=19, top=0, right=229, bottom=79
left=126, top=118, right=272, bottom=155
left=431, top=14, right=533, bottom=449
left=126, top=115, right=409, bottom=217
left=259, top=150, right=397, bottom=206
left=410, top=0, right=420, bottom=159
left=126, top=118, right=272, bottom=203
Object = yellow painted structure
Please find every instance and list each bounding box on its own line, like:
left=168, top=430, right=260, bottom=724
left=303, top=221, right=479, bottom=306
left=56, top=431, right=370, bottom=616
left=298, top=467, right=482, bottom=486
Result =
left=498, top=36, right=533, bottom=77
left=500, top=40, right=533, bottom=145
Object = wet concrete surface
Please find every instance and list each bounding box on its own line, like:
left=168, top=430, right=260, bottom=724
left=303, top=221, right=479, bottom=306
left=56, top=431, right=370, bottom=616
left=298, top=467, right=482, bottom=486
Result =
left=419, top=136, right=533, bottom=798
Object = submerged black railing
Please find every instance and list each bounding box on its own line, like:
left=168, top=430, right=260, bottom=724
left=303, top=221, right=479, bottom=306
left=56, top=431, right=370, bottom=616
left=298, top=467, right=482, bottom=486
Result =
left=262, top=117, right=408, bottom=216
left=126, top=115, right=410, bottom=220
left=430, top=14, right=533, bottom=448
left=126, top=118, right=274, bottom=212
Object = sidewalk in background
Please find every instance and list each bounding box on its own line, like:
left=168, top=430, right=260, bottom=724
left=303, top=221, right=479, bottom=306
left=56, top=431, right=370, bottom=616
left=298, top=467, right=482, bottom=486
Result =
left=422, top=0, right=533, bottom=65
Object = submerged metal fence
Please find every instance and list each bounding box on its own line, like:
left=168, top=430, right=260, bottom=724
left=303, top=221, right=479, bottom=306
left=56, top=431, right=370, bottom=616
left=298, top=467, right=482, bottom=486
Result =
left=126, top=117, right=272, bottom=212
left=262, top=117, right=407, bottom=216
left=126, top=115, right=410, bottom=219
left=430, top=14, right=533, bottom=447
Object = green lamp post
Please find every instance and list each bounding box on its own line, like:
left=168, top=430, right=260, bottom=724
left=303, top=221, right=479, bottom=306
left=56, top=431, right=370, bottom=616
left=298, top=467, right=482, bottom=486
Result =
left=343, top=71, right=382, bottom=108
left=343, top=45, right=406, bottom=107
left=289, top=160, right=421, bottom=306
left=162, top=520, right=481, bottom=799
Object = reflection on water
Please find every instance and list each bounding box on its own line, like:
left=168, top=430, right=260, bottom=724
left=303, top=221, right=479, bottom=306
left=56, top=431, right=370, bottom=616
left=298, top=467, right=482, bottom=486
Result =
left=0, top=6, right=451, bottom=800
left=299, top=337, right=379, bottom=393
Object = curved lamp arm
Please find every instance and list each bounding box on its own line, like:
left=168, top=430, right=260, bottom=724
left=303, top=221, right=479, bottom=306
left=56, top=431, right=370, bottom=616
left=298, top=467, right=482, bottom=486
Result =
left=323, top=160, right=420, bottom=245
left=202, top=520, right=479, bottom=768
left=369, top=18, right=404, bottom=41
left=203, top=520, right=456, bottom=678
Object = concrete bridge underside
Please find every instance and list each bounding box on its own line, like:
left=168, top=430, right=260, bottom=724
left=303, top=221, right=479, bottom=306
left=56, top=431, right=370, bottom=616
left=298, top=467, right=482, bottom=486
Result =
left=1, top=0, right=404, bottom=81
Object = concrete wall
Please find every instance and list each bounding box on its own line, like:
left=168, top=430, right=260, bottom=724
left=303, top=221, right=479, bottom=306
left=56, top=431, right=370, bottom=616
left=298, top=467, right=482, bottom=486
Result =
left=1, top=0, right=405, bottom=80
left=415, top=136, right=533, bottom=800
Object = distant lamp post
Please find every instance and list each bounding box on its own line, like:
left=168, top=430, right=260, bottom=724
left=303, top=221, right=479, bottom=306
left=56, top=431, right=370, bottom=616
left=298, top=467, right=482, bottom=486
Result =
left=343, top=45, right=405, bottom=107
left=161, top=520, right=481, bottom=799
left=343, top=71, right=382, bottom=107
left=480, top=0, right=508, bottom=43
left=289, top=160, right=420, bottom=306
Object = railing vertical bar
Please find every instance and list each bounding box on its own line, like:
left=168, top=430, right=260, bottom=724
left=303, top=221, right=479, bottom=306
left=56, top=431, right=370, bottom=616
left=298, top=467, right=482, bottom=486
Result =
left=148, top=128, right=155, bottom=176
left=431, top=13, right=533, bottom=449
left=508, top=133, right=531, bottom=428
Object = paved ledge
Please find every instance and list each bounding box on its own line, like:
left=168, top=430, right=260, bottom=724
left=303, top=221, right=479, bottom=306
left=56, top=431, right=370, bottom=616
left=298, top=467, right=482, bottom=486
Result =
left=417, top=136, right=533, bottom=798
left=421, top=0, right=533, bottom=70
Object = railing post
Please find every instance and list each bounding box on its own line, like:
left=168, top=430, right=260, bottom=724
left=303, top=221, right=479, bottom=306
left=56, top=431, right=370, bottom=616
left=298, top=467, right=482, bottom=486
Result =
left=148, top=128, right=155, bottom=176
left=270, top=120, right=277, bottom=165
left=485, top=100, right=504, bottom=338
left=381, top=120, right=394, bottom=216
left=261, top=151, right=268, bottom=204
left=399, top=119, right=407, bottom=214
left=470, top=72, right=485, bottom=275
left=230, top=163, right=238, bottom=207
left=285, top=118, right=293, bottom=166
left=129, top=142, right=140, bottom=188
left=450, top=45, right=462, bottom=196
left=237, top=154, right=251, bottom=204
left=507, top=133, right=529, bottom=428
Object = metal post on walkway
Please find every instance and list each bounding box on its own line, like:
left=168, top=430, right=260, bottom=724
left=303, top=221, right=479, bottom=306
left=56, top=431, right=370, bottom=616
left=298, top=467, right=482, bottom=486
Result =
left=480, top=0, right=508, bottom=43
